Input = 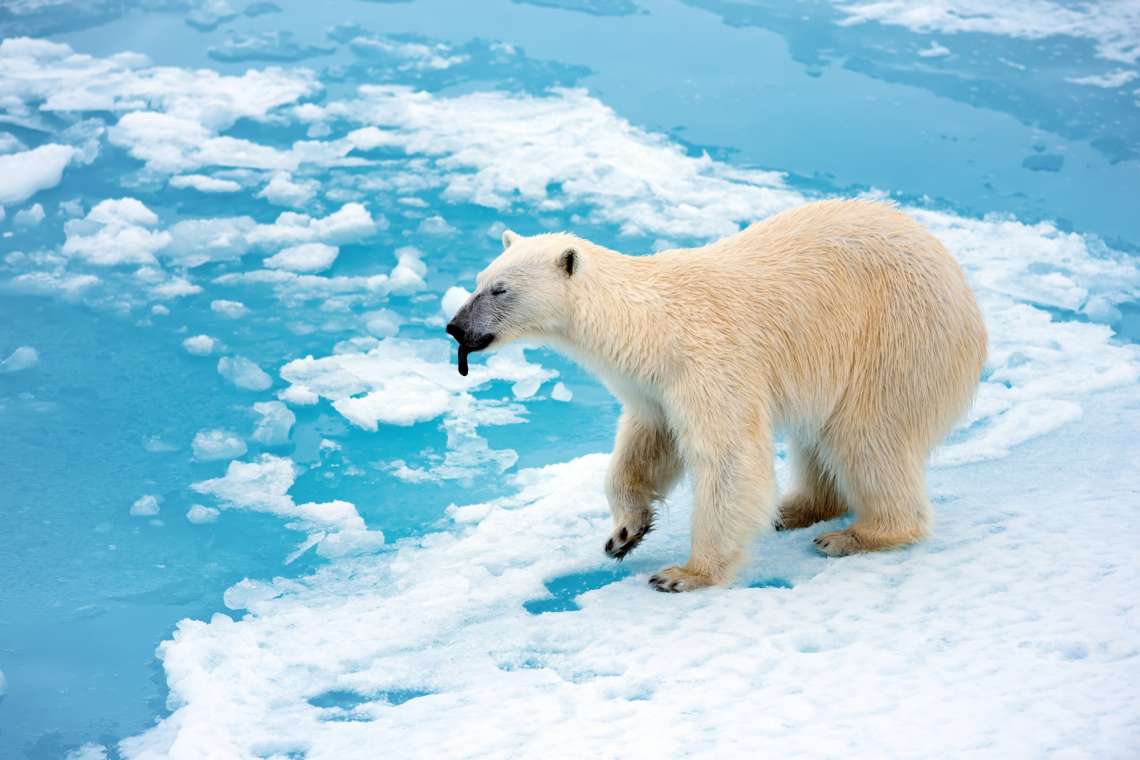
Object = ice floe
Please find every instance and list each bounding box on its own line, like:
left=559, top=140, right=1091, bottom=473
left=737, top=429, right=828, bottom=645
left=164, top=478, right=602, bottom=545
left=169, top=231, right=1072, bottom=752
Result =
left=836, top=0, right=1140, bottom=65
left=129, top=494, right=160, bottom=517
left=119, top=389, right=1140, bottom=757
left=217, top=355, right=272, bottom=391
left=0, top=144, right=75, bottom=205
left=191, top=429, right=247, bottom=462
left=0, top=345, right=39, bottom=373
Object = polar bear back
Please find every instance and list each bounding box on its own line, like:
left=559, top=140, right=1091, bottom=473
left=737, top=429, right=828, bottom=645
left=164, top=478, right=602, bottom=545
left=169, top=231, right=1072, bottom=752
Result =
left=645, top=199, right=986, bottom=441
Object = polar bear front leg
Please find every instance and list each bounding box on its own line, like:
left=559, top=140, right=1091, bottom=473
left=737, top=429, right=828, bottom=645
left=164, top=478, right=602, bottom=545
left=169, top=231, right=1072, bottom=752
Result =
left=603, top=411, right=683, bottom=560
left=650, top=419, right=776, bottom=592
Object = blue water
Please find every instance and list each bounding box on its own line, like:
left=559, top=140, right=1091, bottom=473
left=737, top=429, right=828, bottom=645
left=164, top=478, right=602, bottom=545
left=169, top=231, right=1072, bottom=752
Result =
left=1, top=0, right=1137, bottom=756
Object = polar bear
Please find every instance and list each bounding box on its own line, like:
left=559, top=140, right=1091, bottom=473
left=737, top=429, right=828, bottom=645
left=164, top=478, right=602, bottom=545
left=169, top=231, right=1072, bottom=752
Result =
left=447, top=200, right=987, bottom=592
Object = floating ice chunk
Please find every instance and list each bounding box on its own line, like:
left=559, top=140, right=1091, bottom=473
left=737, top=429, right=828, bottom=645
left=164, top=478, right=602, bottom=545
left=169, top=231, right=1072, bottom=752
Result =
left=186, top=504, right=220, bottom=524
left=217, top=356, right=272, bottom=391
left=1066, top=69, right=1138, bottom=88
left=151, top=304, right=170, bottom=317
left=190, top=454, right=384, bottom=558
left=144, top=436, right=179, bottom=453
left=441, top=286, right=471, bottom=319
left=0, top=345, right=38, bottom=373
left=389, top=246, right=427, bottom=293
left=363, top=308, right=401, bottom=338
left=279, top=338, right=555, bottom=430
left=62, top=198, right=171, bottom=267
left=182, top=335, right=218, bottom=356
left=247, top=202, right=381, bottom=248
left=418, top=214, right=457, bottom=236
left=5, top=271, right=100, bottom=299
left=257, top=172, right=319, bottom=207
left=328, top=87, right=798, bottom=239
left=278, top=384, right=319, bottom=405
left=210, top=299, right=248, bottom=319
left=64, top=743, right=106, bottom=760
left=0, top=132, right=25, bottom=154
left=251, top=401, right=295, bottom=445
left=0, top=144, right=76, bottom=205
left=208, top=31, right=333, bottom=63
left=109, top=111, right=293, bottom=174
left=836, top=0, right=1140, bottom=65
left=0, top=38, right=318, bottom=131
left=169, top=174, right=241, bottom=193
left=129, top=494, right=160, bottom=517
left=192, top=429, right=248, bottom=461
left=13, top=203, right=44, bottom=226
left=511, top=376, right=543, bottom=399
left=918, top=41, right=951, bottom=58
left=263, top=242, right=339, bottom=273
left=185, top=0, right=239, bottom=31
left=151, top=276, right=202, bottom=299
left=550, top=382, right=573, bottom=402
left=163, top=217, right=255, bottom=267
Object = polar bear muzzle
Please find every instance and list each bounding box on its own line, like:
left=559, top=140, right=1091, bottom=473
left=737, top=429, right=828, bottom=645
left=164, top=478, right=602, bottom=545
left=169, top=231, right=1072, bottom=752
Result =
left=446, top=292, right=497, bottom=376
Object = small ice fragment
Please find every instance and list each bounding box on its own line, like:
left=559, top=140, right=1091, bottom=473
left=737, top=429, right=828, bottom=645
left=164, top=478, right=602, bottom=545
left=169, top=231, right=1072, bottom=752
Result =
left=186, top=504, right=220, bottom=524
left=551, top=382, right=573, bottom=402
left=130, top=494, right=160, bottom=517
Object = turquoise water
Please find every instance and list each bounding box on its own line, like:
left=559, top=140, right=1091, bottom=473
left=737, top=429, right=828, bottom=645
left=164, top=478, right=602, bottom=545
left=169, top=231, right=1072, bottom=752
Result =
left=1, top=0, right=1137, bottom=756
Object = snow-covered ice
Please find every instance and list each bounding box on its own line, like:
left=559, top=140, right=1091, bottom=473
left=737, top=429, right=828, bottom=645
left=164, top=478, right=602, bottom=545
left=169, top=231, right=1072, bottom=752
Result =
left=119, top=387, right=1140, bottom=759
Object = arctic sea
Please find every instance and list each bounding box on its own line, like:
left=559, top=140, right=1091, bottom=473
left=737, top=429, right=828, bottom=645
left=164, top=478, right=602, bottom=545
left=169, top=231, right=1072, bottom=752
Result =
left=1, top=1, right=1138, bottom=757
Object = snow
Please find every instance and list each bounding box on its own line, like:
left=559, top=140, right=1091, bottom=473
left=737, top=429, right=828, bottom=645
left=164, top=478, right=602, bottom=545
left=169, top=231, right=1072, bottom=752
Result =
left=129, top=494, right=160, bottom=517
left=118, top=387, right=1140, bottom=759
left=0, top=144, right=75, bottom=205
left=0, top=345, right=39, bottom=373
left=263, top=242, right=339, bottom=273
left=217, top=355, right=272, bottom=391
left=191, top=429, right=247, bottom=461
left=250, top=400, right=295, bottom=445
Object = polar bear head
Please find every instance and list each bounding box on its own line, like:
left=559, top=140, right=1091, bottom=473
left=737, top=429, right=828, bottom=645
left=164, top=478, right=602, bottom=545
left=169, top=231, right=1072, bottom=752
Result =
left=446, top=229, right=582, bottom=375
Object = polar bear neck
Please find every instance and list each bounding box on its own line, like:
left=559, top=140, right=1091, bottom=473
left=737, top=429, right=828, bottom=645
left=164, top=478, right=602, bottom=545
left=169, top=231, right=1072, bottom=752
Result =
left=558, top=250, right=672, bottom=394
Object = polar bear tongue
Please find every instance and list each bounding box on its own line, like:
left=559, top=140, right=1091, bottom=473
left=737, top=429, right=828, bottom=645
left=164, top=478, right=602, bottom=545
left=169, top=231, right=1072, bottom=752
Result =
left=457, top=345, right=470, bottom=377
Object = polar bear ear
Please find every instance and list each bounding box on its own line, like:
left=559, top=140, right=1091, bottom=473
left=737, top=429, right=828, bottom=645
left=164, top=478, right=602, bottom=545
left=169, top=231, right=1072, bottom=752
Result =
left=559, top=247, right=577, bottom=277
left=501, top=229, right=520, bottom=250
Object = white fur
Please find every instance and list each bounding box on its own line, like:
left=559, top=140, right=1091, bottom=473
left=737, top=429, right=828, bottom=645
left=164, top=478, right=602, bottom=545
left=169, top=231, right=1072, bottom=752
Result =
left=458, top=200, right=987, bottom=591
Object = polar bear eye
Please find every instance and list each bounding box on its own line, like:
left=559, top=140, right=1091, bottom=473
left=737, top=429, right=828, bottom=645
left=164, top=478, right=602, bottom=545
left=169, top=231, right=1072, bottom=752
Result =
left=490, top=284, right=507, bottom=297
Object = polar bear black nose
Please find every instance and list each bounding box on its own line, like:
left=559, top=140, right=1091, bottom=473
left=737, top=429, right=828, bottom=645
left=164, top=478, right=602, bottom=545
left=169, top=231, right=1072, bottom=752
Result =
left=446, top=320, right=466, bottom=344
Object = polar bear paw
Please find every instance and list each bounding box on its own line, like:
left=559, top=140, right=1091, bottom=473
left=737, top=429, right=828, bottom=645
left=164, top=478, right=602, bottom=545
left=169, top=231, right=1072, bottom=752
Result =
left=813, top=529, right=862, bottom=556
left=604, top=516, right=652, bottom=560
left=648, top=566, right=715, bottom=593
